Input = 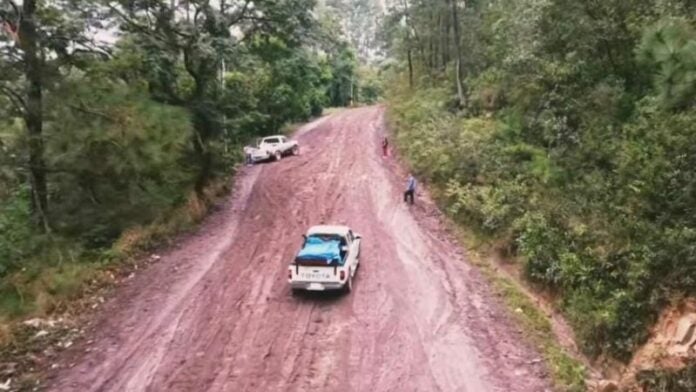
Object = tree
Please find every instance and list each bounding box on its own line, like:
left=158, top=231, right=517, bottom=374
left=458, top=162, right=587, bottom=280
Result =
left=637, top=18, right=696, bottom=109
left=328, top=42, right=358, bottom=106
left=447, top=0, right=465, bottom=106
left=325, top=0, right=384, bottom=62
left=0, top=0, right=105, bottom=231
left=107, top=0, right=316, bottom=192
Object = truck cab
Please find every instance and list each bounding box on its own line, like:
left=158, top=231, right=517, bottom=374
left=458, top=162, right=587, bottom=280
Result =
left=250, top=135, right=299, bottom=162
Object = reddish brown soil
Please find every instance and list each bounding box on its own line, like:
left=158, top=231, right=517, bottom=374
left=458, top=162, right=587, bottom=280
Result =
left=47, top=107, right=551, bottom=392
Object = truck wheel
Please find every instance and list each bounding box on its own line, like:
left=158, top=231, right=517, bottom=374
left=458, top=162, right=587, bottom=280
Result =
left=292, top=145, right=300, bottom=156
left=274, top=151, right=282, bottom=161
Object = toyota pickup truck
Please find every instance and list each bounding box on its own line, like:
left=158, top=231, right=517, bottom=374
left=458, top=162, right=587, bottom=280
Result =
left=288, top=225, right=362, bottom=294
left=249, top=135, right=299, bottom=163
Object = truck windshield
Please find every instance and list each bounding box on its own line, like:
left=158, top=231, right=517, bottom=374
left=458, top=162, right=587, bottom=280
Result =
left=262, top=138, right=280, bottom=144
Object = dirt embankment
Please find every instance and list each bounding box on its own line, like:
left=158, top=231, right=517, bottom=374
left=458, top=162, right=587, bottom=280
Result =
left=46, top=107, right=551, bottom=392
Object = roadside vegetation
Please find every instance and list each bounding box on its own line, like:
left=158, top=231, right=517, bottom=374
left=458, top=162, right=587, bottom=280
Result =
left=462, top=231, right=587, bottom=391
left=0, top=0, right=384, bottom=342
left=382, top=0, right=696, bottom=379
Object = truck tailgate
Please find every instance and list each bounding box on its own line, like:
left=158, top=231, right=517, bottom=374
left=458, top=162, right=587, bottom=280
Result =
left=295, top=265, right=338, bottom=283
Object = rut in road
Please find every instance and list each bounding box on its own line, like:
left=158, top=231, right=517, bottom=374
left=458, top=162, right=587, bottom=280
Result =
left=49, top=107, right=551, bottom=392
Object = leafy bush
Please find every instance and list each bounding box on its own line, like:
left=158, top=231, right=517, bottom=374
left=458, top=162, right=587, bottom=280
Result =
left=639, top=360, right=696, bottom=392
left=45, top=80, right=194, bottom=247
left=0, top=188, right=32, bottom=275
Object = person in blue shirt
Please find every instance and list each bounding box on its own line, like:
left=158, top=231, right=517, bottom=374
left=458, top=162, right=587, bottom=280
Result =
left=404, top=174, right=416, bottom=205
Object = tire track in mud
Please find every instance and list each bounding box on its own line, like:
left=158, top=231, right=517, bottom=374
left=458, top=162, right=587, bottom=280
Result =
left=48, top=107, right=551, bottom=392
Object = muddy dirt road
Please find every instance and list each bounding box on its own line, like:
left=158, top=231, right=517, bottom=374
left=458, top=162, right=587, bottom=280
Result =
left=49, top=107, right=550, bottom=392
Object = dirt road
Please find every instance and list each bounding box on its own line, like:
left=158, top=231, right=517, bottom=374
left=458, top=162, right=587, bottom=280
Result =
left=48, top=107, right=551, bottom=392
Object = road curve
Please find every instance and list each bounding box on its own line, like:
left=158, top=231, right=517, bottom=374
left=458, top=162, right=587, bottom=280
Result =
left=48, top=107, right=551, bottom=392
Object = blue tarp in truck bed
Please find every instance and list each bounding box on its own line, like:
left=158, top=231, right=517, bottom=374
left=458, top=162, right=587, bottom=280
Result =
left=296, top=236, right=343, bottom=265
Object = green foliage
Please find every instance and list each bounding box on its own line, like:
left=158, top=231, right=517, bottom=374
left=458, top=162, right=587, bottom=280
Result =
left=247, top=38, right=330, bottom=130
left=467, top=234, right=587, bottom=391
left=389, top=85, right=696, bottom=363
left=0, top=187, right=32, bottom=275
left=386, top=0, right=696, bottom=365
left=45, top=78, right=194, bottom=246
left=328, top=43, right=358, bottom=106
left=637, top=18, right=696, bottom=109
left=357, top=66, right=384, bottom=104
left=639, top=360, right=696, bottom=392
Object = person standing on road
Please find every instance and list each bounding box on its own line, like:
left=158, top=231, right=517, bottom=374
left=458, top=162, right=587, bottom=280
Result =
left=244, top=146, right=253, bottom=166
left=404, top=174, right=417, bottom=205
left=382, top=137, right=389, bottom=157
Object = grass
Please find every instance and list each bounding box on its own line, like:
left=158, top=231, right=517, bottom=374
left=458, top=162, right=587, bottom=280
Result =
left=0, top=189, right=210, bottom=327
left=458, top=227, right=587, bottom=392
left=321, top=107, right=348, bottom=116
left=279, top=122, right=305, bottom=136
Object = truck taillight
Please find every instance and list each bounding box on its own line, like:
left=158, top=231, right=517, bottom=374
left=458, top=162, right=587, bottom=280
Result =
left=339, top=270, right=346, bottom=281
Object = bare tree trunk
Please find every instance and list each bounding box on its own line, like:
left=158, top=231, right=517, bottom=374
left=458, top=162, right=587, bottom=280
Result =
left=455, top=59, right=464, bottom=106
left=402, top=0, right=415, bottom=88
left=428, top=9, right=435, bottom=72
left=407, top=48, right=414, bottom=88
left=19, top=0, right=50, bottom=232
left=448, top=0, right=466, bottom=107
left=441, top=5, right=450, bottom=72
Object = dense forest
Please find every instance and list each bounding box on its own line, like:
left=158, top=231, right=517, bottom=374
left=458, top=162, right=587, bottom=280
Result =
left=383, top=0, right=696, bottom=373
left=0, top=0, right=376, bottom=326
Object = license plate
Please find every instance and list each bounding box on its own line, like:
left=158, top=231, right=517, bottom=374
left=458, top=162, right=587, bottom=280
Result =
left=301, top=273, right=331, bottom=280
left=307, top=283, right=325, bottom=291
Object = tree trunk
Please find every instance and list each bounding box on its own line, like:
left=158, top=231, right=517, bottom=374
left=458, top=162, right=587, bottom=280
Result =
left=192, top=106, right=214, bottom=196
left=448, top=0, right=466, bottom=107
left=19, top=0, right=50, bottom=232
left=407, top=48, right=414, bottom=88
left=442, top=6, right=450, bottom=72
left=402, top=0, right=415, bottom=88
left=428, top=9, right=435, bottom=72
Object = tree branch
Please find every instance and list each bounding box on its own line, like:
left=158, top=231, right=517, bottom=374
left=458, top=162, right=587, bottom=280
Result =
left=0, top=83, right=26, bottom=113
left=67, top=102, right=116, bottom=121
left=0, top=0, right=20, bottom=22
left=229, top=0, right=252, bottom=25
left=107, top=3, right=190, bottom=43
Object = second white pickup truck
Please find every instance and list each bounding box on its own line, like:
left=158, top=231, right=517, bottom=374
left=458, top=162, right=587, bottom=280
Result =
left=288, top=225, right=362, bottom=294
left=250, top=135, right=299, bottom=163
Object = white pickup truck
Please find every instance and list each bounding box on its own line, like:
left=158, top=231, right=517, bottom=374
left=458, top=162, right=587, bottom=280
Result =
left=288, top=225, right=362, bottom=294
left=249, top=135, right=299, bottom=163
